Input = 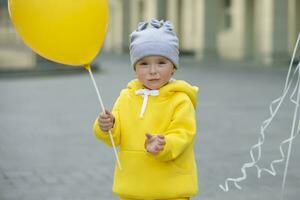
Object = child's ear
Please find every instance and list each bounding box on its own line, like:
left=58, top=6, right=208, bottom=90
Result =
left=171, top=67, right=176, bottom=75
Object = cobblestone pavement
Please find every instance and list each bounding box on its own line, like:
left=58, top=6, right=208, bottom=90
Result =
left=0, top=53, right=299, bottom=200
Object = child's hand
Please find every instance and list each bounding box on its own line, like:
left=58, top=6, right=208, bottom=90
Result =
left=145, top=133, right=166, bottom=154
left=98, top=110, right=115, bottom=132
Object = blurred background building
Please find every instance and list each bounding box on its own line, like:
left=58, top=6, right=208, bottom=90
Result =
left=0, top=0, right=35, bottom=70
left=0, top=0, right=299, bottom=70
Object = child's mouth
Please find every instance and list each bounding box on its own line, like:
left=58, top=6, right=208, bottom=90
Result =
left=148, top=79, right=159, bottom=81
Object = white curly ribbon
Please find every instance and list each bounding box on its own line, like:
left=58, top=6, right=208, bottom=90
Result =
left=219, top=33, right=300, bottom=199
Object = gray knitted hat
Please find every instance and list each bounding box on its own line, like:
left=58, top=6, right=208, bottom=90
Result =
left=129, top=18, right=179, bottom=68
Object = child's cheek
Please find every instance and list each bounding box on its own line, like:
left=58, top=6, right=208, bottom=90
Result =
left=137, top=72, right=146, bottom=81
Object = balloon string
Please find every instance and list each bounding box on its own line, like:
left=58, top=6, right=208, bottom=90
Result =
left=281, top=63, right=300, bottom=200
left=85, top=64, right=122, bottom=170
left=219, top=33, right=300, bottom=194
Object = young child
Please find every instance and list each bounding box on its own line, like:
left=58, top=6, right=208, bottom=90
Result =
left=93, top=18, right=199, bottom=200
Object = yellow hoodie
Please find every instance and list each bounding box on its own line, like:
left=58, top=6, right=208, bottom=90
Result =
left=93, top=79, right=199, bottom=199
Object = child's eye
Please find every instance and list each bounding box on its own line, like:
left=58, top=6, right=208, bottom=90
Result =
left=140, top=62, right=148, bottom=66
left=159, top=61, right=166, bottom=65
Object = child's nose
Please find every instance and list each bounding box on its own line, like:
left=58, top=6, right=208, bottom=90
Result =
left=149, top=64, right=158, bottom=74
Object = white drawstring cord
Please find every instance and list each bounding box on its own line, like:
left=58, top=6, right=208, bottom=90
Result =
left=135, top=89, right=159, bottom=117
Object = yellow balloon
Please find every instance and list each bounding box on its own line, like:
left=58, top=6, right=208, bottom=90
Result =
left=8, top=0, right=109, bottom=66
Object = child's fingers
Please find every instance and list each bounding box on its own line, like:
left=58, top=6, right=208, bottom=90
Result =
left=99, top=122, right=113, bottom=131
left=99, top=112, right=114, bottom=122
left=154, top=145, right=164, bottom=152
left=99, top=124, right=108, bottom=130
left=100, top=109, right=113, bottom=118
left=145, top=133, right=153, bottom=140
left=104, top=110, right=115, bottom=120
left=157, top=139, right=166, bottom=146
left=99, top=117, right=113, bottom=123
left=98, top=122, right=113, bottom=131
left=104, top=109, right=112, bottom=115
left=100, top=112, right=110, bottom=119
left=155, top=135, right=165, bottom=145
left=146, top=144, right=164, bottom=154
left=98, top=116, right=114, bottom=132
left=157, top=134, right=165, bottom=139
left=100, top=123, right=113, bottom=129
left=98, top=121, right=111, bottom=129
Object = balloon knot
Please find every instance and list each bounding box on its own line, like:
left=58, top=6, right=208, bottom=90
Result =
left=84, top=64, right=91, bottom=71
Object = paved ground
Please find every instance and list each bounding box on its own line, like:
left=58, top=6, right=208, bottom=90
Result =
left=0, top=53, right=299, bottom=200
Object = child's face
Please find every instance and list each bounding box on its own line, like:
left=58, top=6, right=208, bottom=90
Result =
left=134, top=55, right=175, bottom=90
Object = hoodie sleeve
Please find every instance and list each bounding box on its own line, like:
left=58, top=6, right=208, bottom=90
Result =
left=155, top=94, right=196, bottom=162
left=93, top=95, right=122, bottom=147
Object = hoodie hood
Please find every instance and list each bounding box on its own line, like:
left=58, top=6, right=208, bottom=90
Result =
left=127, top=79, right=198, bottom=109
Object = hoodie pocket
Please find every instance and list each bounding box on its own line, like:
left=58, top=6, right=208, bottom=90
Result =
left=117, top=150, right=190, bottom=176
left=114, top=150, right=192, bottom=197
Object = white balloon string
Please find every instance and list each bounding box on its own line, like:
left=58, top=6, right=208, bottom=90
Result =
left=280, top=62, right=300, bottom=200
left=219, top=33, right=300, bottom=193
left=86, top=65, right=122, bottom=170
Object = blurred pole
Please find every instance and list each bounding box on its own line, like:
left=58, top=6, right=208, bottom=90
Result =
left=157, top=0, right=167, bottom=20
left=244, top=0, right=254, bottom=60
left=122, top=0, right=130, bottom=52
left=272, top=0, right=288, bottom=63
left=195, top=0, right=219, bottom=61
